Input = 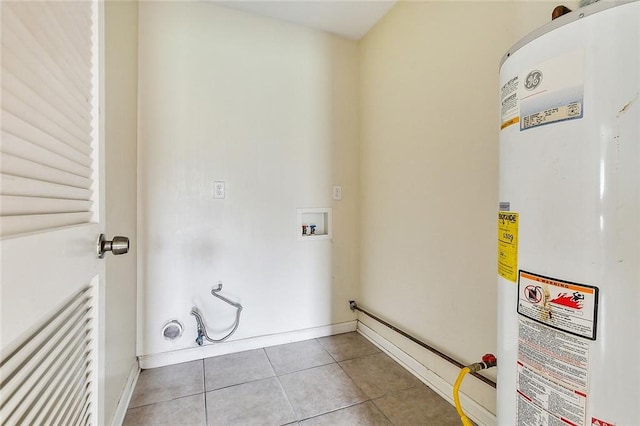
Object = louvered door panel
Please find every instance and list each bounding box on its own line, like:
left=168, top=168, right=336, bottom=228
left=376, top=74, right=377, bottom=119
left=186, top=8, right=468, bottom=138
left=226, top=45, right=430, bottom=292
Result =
left=0, top=286, right=96, bottom=426
left=0, top=1, right=95, bottom=237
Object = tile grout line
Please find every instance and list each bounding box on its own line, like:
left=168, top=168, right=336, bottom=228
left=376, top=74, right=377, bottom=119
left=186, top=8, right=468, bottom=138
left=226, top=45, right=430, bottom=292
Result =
left=200, top=346, right=339, bottom=393
left=269, top=342, right=354, bottom=423
left=202, top=358, right=208, bottom=426
left=331, top=358, right=384, bottom=423
left=292, top=339, right=375, bottom=422
left=266, top=342, right=336, bottom=378
left=294, top=400, right=376, bottom=424
left=318, top=336, right=397, bottom=425
left=266, top=339, right=336, bottom=376
left=314, top=337, right=339, bottom=363
left=336, top=354, right=401, bottom=426
left=275, top=359, right=337, bottom=379
left=370, top=397, right=397, bottom=426
left=274, top=375, right=299, bottom=424
left=262, top=346, right=277, bottom=374
left=206, top=375, right=275, bottom=392
left=127, top=391, right=206, bottom=410
left=265, top=347, right=299, bottom=424
left=279, top=335, right=390, bottom=422
left=336, top=350, right=421, bottom=425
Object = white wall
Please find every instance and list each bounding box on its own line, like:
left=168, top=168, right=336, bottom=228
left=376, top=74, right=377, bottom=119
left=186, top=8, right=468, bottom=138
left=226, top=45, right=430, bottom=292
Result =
left=357, top=0, right=576, bottom=415
left=135, top=0, right=581, bottom=416
left=137, top=2, right=360, bottom=358
left=104, top=0, right=138, bottom=422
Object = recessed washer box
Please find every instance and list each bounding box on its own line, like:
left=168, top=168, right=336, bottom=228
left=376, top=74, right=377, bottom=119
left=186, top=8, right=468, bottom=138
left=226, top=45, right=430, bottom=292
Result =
left=297, top=208, right=332, bottom=241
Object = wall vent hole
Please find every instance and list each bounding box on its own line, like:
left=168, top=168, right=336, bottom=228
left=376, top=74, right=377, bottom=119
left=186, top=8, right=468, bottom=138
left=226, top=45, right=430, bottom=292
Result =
left=162, top=320, right=183, bottom=341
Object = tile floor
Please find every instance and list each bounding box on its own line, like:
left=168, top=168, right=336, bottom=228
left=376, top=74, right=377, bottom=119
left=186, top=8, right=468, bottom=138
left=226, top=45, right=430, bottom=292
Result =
left=124, top=332, right=461, bottom=426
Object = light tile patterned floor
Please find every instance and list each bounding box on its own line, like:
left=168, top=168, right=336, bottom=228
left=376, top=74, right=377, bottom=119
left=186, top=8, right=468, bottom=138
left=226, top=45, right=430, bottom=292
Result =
left=124, top=332, right=461, bottom=426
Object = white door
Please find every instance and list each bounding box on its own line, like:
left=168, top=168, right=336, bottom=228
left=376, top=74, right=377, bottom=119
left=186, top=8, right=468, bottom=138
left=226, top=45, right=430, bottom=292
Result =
left=0, top=2, right=114, bottom=424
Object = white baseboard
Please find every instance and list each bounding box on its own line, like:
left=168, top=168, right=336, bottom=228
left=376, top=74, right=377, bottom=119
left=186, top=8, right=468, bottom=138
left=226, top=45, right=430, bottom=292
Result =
left=357, top=322, right=497, bottom=426
left=138, top=321, right=357, bottom=369
left=110, top=361, right=140, bottom=426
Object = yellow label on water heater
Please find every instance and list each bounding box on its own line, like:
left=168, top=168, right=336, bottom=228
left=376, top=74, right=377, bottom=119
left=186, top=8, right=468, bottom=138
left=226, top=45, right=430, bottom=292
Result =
left=498, top=212, right=519, bottom=282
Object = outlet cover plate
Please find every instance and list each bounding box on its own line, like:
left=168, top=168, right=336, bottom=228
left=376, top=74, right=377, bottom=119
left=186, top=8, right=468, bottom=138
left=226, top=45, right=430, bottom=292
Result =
left=214, top=181, right=225, bottom=199
left=333, top=186, right=342, bottom=200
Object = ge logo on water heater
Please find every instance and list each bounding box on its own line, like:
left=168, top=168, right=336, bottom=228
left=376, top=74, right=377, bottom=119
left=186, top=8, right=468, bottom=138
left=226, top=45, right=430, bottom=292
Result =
left=524, top=70, right=543, bottom=90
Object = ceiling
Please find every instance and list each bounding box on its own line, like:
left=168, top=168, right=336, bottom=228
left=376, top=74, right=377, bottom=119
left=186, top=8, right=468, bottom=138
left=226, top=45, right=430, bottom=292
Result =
left=214, top=0, right=397, bottom=40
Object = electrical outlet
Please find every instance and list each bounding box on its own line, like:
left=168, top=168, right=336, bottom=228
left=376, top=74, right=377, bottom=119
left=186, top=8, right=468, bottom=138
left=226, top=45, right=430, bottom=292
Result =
left=214, top=181, right=225, bottom=199
left=333, top=185, right=342, bottom=200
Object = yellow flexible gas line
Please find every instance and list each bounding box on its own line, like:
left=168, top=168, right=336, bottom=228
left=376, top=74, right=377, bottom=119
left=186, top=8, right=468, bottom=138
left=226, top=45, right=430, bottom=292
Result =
left=453, top=367, right=474, bottom=426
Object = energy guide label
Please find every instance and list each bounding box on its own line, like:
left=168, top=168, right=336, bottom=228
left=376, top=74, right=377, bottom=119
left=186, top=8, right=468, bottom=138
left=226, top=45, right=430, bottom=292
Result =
left=497, top=212, right=518, bottom=282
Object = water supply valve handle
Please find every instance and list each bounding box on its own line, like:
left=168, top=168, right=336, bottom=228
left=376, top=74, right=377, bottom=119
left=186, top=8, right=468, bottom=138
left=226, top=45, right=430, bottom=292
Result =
left=482, top=354, right=497, bottom=369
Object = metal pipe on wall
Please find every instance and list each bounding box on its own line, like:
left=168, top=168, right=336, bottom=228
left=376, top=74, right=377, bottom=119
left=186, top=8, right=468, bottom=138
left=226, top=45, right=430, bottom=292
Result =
left=349, top=300, right=497, bottom=389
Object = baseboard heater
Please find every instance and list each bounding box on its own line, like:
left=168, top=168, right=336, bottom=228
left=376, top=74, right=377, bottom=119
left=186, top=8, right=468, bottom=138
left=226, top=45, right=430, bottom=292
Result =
left=349, top=300, right=496, bottom=389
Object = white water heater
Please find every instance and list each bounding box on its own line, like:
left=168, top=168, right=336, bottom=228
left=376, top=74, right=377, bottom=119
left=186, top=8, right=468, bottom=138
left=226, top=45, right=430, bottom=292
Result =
left=497, top=1, right=639, bottom=425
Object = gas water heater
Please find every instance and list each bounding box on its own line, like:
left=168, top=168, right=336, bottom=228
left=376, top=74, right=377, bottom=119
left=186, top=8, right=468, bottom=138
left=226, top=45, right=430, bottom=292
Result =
left=497, top=1, right=639, bottom=425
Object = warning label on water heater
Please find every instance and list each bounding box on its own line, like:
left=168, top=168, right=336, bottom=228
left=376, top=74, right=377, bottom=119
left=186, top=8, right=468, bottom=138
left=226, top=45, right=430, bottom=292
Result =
left=517, top=360, right=587, bottom=426
left=517, top=270, right=599, bottom=340
left=500, top=76, right=520, bottom=130
left=515, top=273, right=596, bottom=426
left=517, top=317, right=590, bottom=426
left=518, top=317, right=589, bottom=391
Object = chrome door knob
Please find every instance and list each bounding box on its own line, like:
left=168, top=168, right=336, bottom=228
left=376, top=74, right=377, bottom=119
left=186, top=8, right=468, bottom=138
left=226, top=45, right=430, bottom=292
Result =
left=97, top=234, right=130, bottom=258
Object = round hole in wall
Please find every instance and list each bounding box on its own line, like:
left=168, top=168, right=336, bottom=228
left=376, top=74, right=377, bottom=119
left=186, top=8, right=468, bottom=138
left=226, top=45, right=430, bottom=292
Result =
left=162, top=320, right=183, bottom=341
